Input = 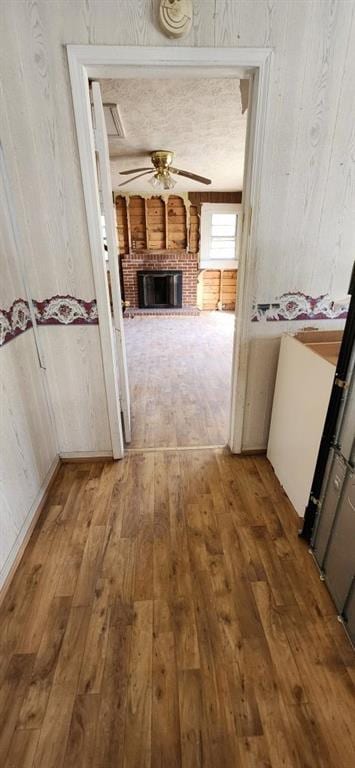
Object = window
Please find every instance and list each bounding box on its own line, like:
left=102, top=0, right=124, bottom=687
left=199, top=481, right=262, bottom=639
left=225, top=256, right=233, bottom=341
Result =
left=200, top=203, right=242, bottom=268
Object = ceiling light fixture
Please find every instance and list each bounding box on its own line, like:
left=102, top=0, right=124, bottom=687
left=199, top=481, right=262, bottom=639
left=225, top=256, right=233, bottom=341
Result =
left=118, top=150, right=211, bottom=189
left=149, top=171, right=177, bottom=191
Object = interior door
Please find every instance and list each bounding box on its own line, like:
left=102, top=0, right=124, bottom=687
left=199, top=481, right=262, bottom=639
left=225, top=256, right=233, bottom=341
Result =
left=91, top=81, right=131, bottom=443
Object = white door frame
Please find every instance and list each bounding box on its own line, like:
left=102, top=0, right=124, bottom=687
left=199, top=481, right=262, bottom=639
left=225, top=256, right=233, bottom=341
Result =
left=92, top=81, right=131, bottom=445
left=67, top=45, right=272, bottom=454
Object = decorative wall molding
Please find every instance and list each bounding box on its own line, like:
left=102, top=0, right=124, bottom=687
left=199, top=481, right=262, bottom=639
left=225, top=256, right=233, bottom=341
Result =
left=251, top=292, right=349, bottom=323
left=0, top=296, right=98, bottom=347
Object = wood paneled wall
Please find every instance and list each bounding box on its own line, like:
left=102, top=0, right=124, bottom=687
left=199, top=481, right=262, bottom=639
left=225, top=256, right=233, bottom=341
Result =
left=116, top=195, right=200, bottom=253
left=189, top=204, right=199, bottom=253
left=197, top=269, right=238, bottom=311
left=167, top=197, right=187, bottom=250
left=1, top=0, right=354, bottom=454
left=116, top=193, right=240, bottom=256
left=188, top=191, right=242, bottom=206
left=0, top=165, right=57, bottom=590
left=146, top=196, right=166, bottom=249
left=116, top=196, right=129, bottom=253
left=0, top=0, right=111, bottom=457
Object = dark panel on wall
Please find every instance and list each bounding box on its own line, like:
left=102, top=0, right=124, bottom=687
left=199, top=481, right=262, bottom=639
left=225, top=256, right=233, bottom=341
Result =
left=188, top=191, right=242, bottom=205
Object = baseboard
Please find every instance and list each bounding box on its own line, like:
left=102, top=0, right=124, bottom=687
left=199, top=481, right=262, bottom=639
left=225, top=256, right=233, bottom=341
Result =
left=125, top=444, right=227, bottom=454
left=240, top=448, right=267, bottom=455
left=0, top=456, right=61, bottom=606
left=59, top=450, right=113, bottom=461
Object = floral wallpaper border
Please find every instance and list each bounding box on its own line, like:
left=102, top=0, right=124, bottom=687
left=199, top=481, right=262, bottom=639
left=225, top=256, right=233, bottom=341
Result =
left=251, top=292, right=349, bottom=322
left=34, top=295, right=98, bottom=326
left=1, top=291, right=349, bottom=347
left=0, top=295, right=98, bottom=347
left=0, top=299, right=32, bottom=347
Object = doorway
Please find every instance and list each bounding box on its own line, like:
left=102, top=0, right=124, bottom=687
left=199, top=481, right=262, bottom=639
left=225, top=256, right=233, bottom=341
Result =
left=67, top=46, right=272, bottom=457
left=106, top=71, right=247, bottom=449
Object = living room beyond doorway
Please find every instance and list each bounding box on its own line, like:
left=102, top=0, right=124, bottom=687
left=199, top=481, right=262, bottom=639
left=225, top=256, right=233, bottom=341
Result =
left=124, top=311, right=235, bottom=448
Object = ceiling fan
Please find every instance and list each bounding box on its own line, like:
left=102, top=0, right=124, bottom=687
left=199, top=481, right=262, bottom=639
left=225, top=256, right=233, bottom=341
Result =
left=118, top=150, right=212, bottom=190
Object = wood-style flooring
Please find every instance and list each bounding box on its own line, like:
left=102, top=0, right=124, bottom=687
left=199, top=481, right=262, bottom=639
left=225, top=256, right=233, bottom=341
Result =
left=124, top=312, right=234, bottom=448
left=0, top=451, right=354, bottom=767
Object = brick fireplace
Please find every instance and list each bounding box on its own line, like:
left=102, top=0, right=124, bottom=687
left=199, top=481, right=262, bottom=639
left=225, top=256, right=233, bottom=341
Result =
left=121, top=250, right=198, bottom=309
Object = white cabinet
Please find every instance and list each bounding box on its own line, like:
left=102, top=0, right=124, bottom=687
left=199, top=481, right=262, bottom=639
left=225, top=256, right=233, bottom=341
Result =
left=267, top=331, right=342, bottom=517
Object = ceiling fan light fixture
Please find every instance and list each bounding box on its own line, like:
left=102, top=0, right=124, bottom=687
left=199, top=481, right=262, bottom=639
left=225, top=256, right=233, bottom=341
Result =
left=119, top=149, right=211, bottom=188
left=149, top=171, right=176, bottom=191
left=162, top=174, right=176, bottom=190
left=148, top=174, right=161, bottom=189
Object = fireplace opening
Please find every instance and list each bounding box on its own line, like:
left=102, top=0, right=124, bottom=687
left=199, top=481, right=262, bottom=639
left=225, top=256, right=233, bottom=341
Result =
left=138, top=270, right=183, bottom=309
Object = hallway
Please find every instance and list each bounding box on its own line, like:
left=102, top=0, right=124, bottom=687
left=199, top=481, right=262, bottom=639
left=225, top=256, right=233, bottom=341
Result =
left=124, top=312, right=235, bottom=448
left=0, top=451, right=354, bottom=767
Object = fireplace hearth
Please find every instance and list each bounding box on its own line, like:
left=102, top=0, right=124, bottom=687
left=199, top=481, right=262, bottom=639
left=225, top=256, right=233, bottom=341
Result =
left=138, top=270, right=183, bottom=309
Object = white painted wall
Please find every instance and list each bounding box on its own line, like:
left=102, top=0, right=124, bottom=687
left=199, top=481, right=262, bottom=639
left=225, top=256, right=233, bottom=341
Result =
left=242, top=317, right=346, bottom=451
left=0, top=0, right=354, bottom=454
left=267, top=335, right=336, bottom=516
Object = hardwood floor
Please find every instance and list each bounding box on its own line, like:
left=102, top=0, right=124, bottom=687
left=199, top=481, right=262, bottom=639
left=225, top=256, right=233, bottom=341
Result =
left=124, top=312, right=234, bottom=448
left=0, top=451, right=354, bottom=767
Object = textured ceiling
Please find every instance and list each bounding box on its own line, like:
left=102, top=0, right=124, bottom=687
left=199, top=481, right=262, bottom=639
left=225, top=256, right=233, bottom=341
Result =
left=99, top=78, right=247, bottom=193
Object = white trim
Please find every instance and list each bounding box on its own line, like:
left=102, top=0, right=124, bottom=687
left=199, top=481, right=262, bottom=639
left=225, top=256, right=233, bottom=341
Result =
left=200, top=202, right=242, bottom=268
left=200, top=262, right=238, bottom=269
left=0, top=456, right=60, bottom=595
left=126, top=444, right=226, bottom=454
left=68, top=45, right=271, bottom=73
left=92, top=82, right=131, bottom=443
left=67, top=45, right=272, bottom=455
left=229, top=62, right=272, bottom=452
left=67, top=50, right=124, bottom=459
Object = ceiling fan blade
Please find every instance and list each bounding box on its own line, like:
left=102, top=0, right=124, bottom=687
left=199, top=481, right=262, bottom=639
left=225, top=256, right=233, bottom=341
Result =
left=171, top=167, right=212, bottom=185
left=119, top=167, right=151, bottom=175
left=118, top=170, right=152, bottom=186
